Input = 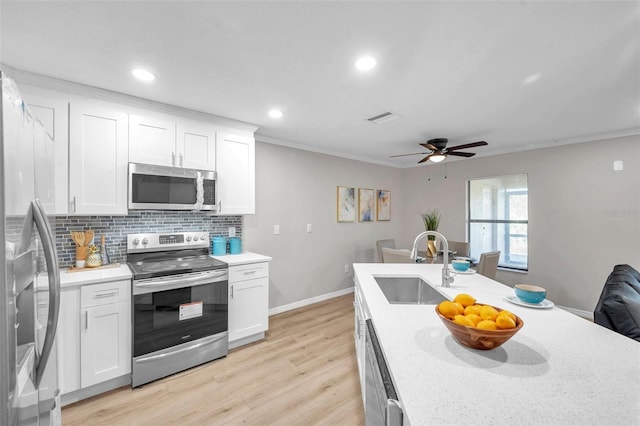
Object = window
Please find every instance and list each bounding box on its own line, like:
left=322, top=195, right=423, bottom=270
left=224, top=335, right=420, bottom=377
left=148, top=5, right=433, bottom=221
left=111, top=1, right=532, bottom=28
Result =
left=467, top=174, right=528, bottom=271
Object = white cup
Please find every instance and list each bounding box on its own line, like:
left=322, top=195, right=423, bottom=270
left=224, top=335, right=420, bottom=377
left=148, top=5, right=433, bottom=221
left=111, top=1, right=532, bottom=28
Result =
left=76, top=260, right=85, bottom=269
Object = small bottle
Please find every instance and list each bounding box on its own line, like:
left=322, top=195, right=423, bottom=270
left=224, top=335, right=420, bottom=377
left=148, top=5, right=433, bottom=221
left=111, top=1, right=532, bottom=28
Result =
left=100, top=234, right=110, bottom=265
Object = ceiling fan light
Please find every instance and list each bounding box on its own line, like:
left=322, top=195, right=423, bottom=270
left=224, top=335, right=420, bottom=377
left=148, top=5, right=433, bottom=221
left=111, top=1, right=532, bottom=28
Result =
left=429, top=154, right=446, bottom=163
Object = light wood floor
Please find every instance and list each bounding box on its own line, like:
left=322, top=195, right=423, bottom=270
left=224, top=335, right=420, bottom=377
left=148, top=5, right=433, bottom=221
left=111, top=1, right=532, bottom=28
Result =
left=62, top=293, right=364, bottom=425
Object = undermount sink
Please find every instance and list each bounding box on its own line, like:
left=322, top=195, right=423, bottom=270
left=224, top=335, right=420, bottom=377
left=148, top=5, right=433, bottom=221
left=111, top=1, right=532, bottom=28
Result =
left=374, top=276, right=448, bottom=305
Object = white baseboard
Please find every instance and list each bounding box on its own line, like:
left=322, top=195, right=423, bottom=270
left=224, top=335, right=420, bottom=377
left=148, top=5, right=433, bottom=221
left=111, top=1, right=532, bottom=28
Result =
left=269, top=287, right=355, bottom=316
left=557, top=305, right=594, bottom=321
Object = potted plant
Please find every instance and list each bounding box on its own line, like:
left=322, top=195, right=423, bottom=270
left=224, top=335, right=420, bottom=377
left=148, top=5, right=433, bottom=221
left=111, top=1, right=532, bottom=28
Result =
left=421, top=209, right=441, bottom=257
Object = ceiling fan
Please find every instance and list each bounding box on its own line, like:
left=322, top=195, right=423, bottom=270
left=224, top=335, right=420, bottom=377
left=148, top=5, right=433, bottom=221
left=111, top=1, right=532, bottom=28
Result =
left=391, top=138, right=488, bottom=163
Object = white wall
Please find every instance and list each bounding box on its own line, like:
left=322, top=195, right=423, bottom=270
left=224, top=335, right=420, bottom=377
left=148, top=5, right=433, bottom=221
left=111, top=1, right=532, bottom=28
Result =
left=403, top=135, right=640, bottom=312
left=243, top=142, right=406, bottom=309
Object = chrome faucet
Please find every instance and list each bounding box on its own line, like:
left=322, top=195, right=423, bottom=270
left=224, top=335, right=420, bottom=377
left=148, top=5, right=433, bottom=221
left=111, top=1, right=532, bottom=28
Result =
left=410, top=231, right=454, bottom=288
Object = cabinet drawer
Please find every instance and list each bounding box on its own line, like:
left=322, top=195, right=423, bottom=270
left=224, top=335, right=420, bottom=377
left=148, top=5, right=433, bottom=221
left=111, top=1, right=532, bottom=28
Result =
left=229, top=262, right=269, bottom=282
left=81, top=280, right=130, bottom=308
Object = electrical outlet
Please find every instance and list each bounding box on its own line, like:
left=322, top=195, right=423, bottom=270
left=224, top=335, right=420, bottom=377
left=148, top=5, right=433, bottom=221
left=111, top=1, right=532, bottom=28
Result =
left=306, top=224, right=312, bottom=233
left=273, top=225, right=280, bottom=235
left=228, top=226, right=236, bottom=237
left=344, top=264, right=350, bottom=273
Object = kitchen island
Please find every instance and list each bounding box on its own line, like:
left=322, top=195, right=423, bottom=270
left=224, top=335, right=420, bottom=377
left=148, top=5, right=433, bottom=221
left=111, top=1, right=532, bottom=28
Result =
left=354, top=263, right=640, bottom=425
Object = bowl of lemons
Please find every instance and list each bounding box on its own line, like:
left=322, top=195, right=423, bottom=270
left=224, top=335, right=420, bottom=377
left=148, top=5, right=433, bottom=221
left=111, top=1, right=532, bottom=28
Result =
left=436, top=293, right=523, bottom=350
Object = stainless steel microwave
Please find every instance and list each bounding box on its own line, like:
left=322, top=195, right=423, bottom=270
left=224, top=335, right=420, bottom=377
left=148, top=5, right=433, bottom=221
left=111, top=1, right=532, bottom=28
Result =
left=128, top=163, right=217, bottom=211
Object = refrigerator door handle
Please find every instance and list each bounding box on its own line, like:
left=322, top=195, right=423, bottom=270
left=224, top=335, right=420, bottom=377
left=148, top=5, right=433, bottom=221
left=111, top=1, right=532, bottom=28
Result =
left=32, top=199, right=61, bottom=387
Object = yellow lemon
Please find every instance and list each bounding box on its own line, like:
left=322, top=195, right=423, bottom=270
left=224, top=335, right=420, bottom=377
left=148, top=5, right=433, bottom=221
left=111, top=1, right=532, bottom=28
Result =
left=453, top=293, right=476, bottom=307
left=438, top=301, right=460, bottom=320
left=480, top=305, right=499, bottom=321
left=499, top=310, right=516, bottom=322
left=496, top=313, right=517, bottom=330
left=453, top=302, right=465, bottom=315
left=453, top=314, right=475, bottom=328
left=464, top=304, right=482, bottom=316
left=477, top=320, right=498, bottom=330
left=464, top=313, right=482, bottom=326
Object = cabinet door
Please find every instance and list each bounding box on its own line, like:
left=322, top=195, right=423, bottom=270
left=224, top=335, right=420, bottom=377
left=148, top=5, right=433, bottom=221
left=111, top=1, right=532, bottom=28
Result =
left=80, top=300, right=131, bottom=388
left=20, top=87, right=70, bottom=214
left=2, top=85, right=35, bottom=215
left=129, top=113, right=176, bottom=166
left=216, top=131, right=255, bottom=214
left=69, top=100, right=128, bottom=215
left=57, top=288, right=81, bottom=395
left=176, top=119, right=216, bottom=170
left=229, top=276, right=268, bottom=342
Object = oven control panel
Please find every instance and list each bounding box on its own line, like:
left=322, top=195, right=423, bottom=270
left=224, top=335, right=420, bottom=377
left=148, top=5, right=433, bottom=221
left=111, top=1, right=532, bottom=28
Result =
left=127, top=232, right=210, bottom=252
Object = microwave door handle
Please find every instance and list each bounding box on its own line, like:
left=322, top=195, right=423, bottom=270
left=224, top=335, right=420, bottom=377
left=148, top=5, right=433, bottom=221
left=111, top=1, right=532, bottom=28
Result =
left=32, top=199, right=61, bottom=387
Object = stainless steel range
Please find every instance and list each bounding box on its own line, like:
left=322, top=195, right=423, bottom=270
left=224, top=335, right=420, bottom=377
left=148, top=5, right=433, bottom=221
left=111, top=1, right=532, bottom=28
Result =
left=127, top=231, right=228, bottom=387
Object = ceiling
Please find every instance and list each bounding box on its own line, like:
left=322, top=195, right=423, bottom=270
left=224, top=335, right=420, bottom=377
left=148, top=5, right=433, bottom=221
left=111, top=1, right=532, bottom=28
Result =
left=1, top=1, right=639, bottom=168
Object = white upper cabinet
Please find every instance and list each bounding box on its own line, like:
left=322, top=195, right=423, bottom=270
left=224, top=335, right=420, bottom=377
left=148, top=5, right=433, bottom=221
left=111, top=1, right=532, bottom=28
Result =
left=69, top=99, right=128, bottom=215
left=216, top=130, right=255, bottom=215
left=128, top=113, right=175, bottom=167
left=129, top=112, right=216, bottom=170
left=20, top=86, right=70, bottom=215
left=177, top=119, right=216, bottom=170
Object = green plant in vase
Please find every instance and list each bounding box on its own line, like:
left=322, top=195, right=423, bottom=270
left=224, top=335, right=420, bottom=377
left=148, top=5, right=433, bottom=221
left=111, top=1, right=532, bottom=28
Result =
left=421, top=209, right=441, bottom=257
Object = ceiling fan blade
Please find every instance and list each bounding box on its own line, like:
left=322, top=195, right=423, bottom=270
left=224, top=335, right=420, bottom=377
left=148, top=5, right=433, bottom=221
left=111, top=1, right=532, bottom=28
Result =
left=447, top=151, right=476, bottom=157
left=417, top=153, right=434, bottom=163
left=390, top=151, right=430, bottom=158
left=419, top=143, right=439, bottom=151
left=446, top=141, right=488, bottom=151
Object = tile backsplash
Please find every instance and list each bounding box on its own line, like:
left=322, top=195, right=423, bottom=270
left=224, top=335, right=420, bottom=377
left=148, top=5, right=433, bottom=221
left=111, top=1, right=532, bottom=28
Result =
left=55, top=211, right=242, bottom=268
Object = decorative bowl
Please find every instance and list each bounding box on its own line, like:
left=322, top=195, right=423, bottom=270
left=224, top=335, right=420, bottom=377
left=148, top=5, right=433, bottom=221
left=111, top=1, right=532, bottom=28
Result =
left=514, top=284, right=546, bottom=304
left=435, top=305, right=524, bottom=350
left=451, top=259, right=470, bottom=272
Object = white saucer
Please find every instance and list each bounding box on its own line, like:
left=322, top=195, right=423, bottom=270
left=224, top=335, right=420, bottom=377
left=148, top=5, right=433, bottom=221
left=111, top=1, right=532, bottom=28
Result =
left=449, top=266, right=476, bottom=275
left=504, top=295, right=554, bottom=309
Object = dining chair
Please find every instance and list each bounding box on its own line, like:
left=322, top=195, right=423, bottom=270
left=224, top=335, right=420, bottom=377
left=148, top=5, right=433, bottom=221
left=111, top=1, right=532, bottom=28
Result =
left=477, top=250, right=501, bottom=279
left=440, top=240, right=470, bottom=257
left=381, top=247, right=414, bottom=263
left=376, top=239, right=396, bottom=262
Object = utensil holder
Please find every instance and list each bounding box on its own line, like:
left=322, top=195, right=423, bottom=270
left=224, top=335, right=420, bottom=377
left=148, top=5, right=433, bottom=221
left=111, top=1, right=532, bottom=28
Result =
left=76, top=246, right=89, bottom=261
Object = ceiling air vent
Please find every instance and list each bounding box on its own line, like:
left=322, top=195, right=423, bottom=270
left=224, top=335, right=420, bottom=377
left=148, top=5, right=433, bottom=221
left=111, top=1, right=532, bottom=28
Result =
left=366, top=111, right=400, bottom=125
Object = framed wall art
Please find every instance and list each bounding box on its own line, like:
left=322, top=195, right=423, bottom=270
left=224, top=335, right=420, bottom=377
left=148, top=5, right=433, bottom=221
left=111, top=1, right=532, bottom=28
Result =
left=376, top=189, right=391, bottom=221
left=358, top=188, right=375, bottom=222
left=336, top=186, right=356, bottom=222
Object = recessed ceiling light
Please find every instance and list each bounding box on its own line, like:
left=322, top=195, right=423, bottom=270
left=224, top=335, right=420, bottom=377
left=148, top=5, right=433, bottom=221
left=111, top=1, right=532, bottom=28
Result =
left=132, top=68, right=156, bottom=82
left=355, top=56, right=377, bottom=71
left=523, top=73, right=541, bottom=85
left=268, top=109, right=284, bottom=119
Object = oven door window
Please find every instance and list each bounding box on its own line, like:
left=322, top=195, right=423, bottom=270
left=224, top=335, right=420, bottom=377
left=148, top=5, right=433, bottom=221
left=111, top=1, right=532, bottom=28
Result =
left=131, top=173, right=197, bottom=205
left=133, top=281, right=228, bottom=357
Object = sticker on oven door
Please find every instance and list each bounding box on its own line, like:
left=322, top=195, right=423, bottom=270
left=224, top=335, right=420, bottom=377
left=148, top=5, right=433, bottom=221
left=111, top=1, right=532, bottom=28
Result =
left=179, top=301, right=203, bottom=320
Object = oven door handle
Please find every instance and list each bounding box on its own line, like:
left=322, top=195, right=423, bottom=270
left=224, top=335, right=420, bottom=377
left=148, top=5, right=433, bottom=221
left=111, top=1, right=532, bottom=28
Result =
left=135, top=334, right=226, bottom=363
left=135, top=270, right=227, bottom=289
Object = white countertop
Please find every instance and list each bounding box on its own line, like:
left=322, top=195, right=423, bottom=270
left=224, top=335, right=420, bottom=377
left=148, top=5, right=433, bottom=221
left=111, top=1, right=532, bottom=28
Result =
left=59, top=264, right=132, bottom=288
left=211, top=251, right=272, bottom=266
left=354, top=263, right=640, bottom=425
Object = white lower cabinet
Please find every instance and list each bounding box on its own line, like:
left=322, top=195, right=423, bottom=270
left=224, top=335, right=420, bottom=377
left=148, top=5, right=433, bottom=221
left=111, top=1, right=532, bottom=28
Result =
left=228, top=262, right=269, bottom=344
left=58, top=280, right=131, bottom=401
left=354, top=283, right=367, bottom=402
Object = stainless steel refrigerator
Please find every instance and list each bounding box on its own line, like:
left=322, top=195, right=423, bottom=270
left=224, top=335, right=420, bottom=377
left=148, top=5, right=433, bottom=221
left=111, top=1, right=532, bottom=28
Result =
left=1, top=71, right=61, bottom=425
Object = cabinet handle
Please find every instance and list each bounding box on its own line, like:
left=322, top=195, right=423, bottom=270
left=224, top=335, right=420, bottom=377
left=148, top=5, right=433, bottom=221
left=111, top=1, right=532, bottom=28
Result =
left=172, top=152, right=176, bottom=166
left=217, top=200, right=222, bottom=213
left=243, top=270, right=257, bottom=276
left=231, top=285, right=234, bottom=299
left=72, top=196, right=77, bottom=213
left=179, top=153, right=183, bottom=167
left=84, top=310, right=88, bottom=331
left=94, top=289, right=118, bottom=298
